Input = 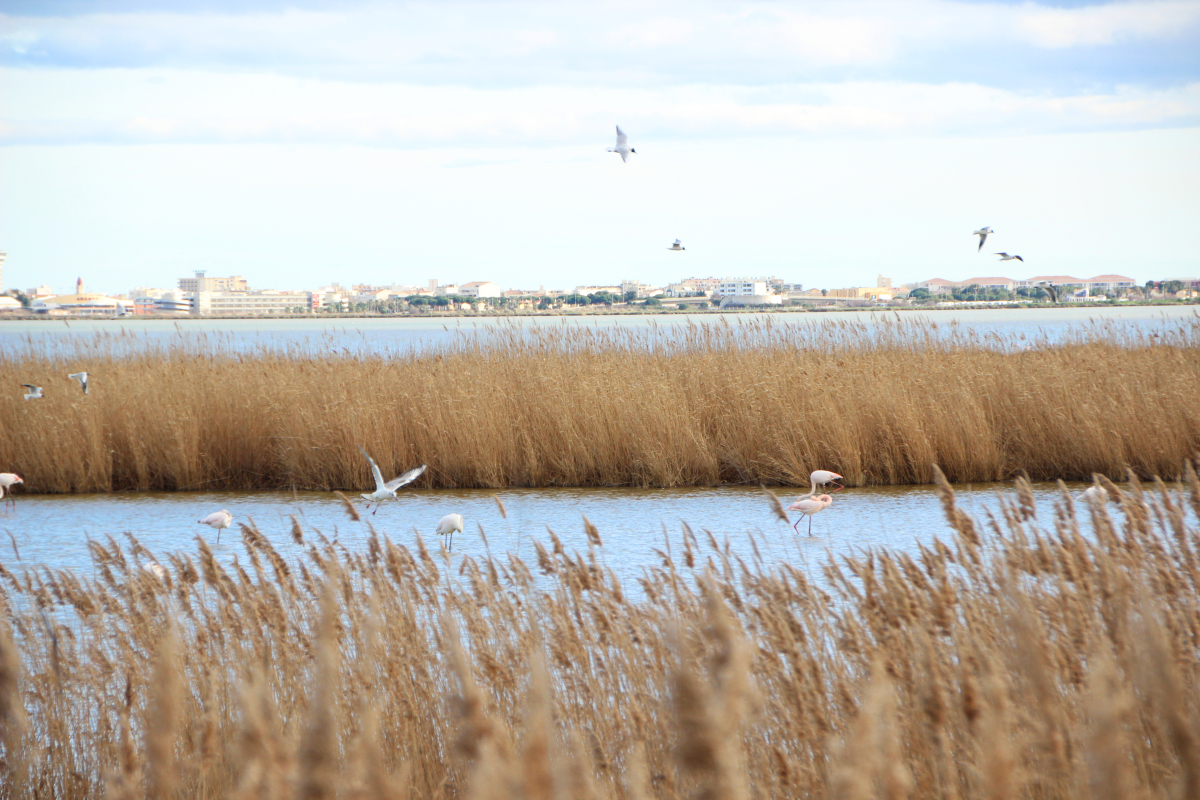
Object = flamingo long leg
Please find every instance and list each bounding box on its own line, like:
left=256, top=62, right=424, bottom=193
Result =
left=808, top=515, right=814, bottom=536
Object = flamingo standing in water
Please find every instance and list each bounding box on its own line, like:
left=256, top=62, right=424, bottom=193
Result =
left=198, top=510, right=233, bottom=543
left=787, top=469, right=842, bottom=535
left=0, top=474, right=23, bottom=509
left=789, top=494, right=834, bottom=536
left=437, top=513, right=464, bottom=550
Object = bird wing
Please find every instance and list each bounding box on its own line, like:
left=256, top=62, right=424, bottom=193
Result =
left=1046, top=285, right=1057, bottom=302
left=199, top=512, right=224, bottom=525
left=21, top=384, right=35, bottom=389
left=615, top=126, right=627, bottom=146
left=357, top=445, right=386, bottom=491
left=385, top=463, right=427, bottom=491
left=619, top=149, right=628, bottom=163
left=977, top=233, right=987, bottom=251
left=1014, top=255, right=1023, bottom=262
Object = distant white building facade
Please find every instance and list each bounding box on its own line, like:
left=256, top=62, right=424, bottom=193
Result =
left=459, top=281, right=502, bottom=298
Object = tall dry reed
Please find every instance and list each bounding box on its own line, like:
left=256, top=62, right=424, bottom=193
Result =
left=2, top=317, right=1198, bottom=493
left=0, top=463, right=1199, bottom=798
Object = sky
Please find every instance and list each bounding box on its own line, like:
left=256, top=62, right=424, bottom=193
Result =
left=1, top=1, right=1198, bottom=296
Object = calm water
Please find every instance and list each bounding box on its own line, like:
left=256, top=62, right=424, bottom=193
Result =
left=2, top=305, right=1196, bottom=356
left=0, top=481, right=1163, bottom=597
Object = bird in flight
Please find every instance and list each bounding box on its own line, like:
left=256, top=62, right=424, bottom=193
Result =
left=1035, top=281, right=1059, bottom=303
left=22, top=384, right=43, bottom=401
left=995, top=252, right=1023, bottom=262
left=972, top=227, right=993, bottom=251
left=607, top=126, right=635, bottom=163
left=357, top=445, right=426, bottom=514
left=68, top=372, right=89, bottom=395
left=667, top=239, right=685, bottom=251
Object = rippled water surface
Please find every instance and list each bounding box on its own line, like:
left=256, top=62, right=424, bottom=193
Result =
left=2, top=305, right=1196, bottom=356
left=1, top=481, right=1167, bottom=597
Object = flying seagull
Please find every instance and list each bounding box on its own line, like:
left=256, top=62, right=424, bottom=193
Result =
left=68, top=372, right=89, bottom=395
left=357, top=445, right=427, bottom=514
left=607, top=126, right=635, bottom=163
left=22, top=384, right=43, bottom=401
left=1036, top=281, right=1059, bottom=303
left=973, top=227, right=993, bottom=251
left=667, top=239, right=685, bottom=251
left=995, top=252, right=1023, bottom=262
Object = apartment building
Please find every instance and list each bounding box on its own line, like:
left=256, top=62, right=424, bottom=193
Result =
left=193, top=290, right=315, bottom=315
left=178, top=270, right=249, bottom=293
left=717, top=279, right=768, bottom=296
left=459, top=281, right=502, bottom=298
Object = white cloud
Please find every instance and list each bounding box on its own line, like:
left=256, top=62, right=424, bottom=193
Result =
left=1016, top=1, right=1200, bottom=48
left=2, top=68, right=1196, bottom=147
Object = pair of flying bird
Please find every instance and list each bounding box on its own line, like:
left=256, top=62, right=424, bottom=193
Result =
left=608, top=127, right=686, bottom=253
left=972, top=228, right=1059, bottom=301
left=21, top=372, right=88, bottom=400
left=972, top=227, right=1022, bottom=264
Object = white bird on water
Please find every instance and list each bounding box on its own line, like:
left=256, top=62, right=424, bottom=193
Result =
left=0, top=473, right=22, bottom=509
left=22, top=384, right=43, bottom=401
left=357, top=445, right=426, bottom=514
left=973, top=227, right=993, bottom=251
left=667, top=239, right=685, bottom=251
left=142, top=562, right=167, bottom=579
left=1079, top=486, right=1109, bottom=504
left=198, top=510, right=233, bottom=543
left=437, top=513, right=464, bottom=550
left=995, top=252, right=1023, bottom=262
left=786, top=469, right=842, bottom=536
left=607, top=126, right=635, bottom=163
left=68, top=372, right=89, bottom=395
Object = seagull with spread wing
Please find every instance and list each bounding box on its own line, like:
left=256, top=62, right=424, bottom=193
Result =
left=995, top=252, right=1023, bottom=262
left=68, top=372, right=89, bottom=395
left=607, top=126, right=636, bottom=163
left=22, top=384, right=43, bottom=401
left=972, top=227, right=993, bottom=251
left=357, top=445, right=426, bottom=514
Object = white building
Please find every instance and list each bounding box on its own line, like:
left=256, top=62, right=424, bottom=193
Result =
left=459, top=281, right=502, bottom=298
left=717, top=279, right=768, bottom=297
left=619, top=280, right=661, bottom=299
left=178, top=270, right=248, bottom=293
left=574, top=285, right=622, bottom=296
left=193, top=290, right=315, bottom=315
left=434, top=283, right=460, bottom=296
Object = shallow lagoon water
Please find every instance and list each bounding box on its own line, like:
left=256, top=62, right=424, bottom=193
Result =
left=2, top=305, right=1196, bottom=356
left=0, top=481, right=1162, bottom=598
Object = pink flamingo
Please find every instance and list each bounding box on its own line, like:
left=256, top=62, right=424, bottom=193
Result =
left=789, top=494, right=833, bottom=536
left=786, top=469, right=842, bottom=535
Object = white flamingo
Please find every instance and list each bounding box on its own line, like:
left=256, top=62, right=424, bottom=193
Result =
left=142, top=562, right=167, bottom=579
left=1080, top=486, right=1109, bottom=504
left=0, top=473, right=23, bottom=509
left=437, top=513, right=464, bottom=550
left=357, top=446, right=426, bottom=514
left=809, top=470, right=844, bottom=493
left=198, top=510, right=233, bottom=543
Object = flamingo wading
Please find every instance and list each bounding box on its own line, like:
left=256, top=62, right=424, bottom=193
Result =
left=199, top=510, right=233, bottom=543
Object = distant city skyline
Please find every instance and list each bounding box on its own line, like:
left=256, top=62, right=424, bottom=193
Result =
left=2, top=1, right=1198, bottom=294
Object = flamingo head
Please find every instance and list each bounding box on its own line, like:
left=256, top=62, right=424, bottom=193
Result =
left=13, top=476, right=22, bottom=485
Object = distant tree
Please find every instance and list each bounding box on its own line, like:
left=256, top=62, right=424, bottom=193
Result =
left=699, top=301, right=710, bottom=309
left=589, top=292, right=614, bottom=305
left=434, top=297, right=450, bottom=307
left=15, top=291, right=30, bottom=308
left=643, top=297, right=661, bottom=307
left=1030, top=287, right=1049, bottom=301
left=677, top=303, right=687, bottom=310
left=538, top=297, right=552, bottom=309
left=820, top=289, right=828, bottom=296
left=623, top=290, right=637, bottom=303
left=1164, top=280, right=1184, bottom=295
left=909, top=288, right=931, bottom=301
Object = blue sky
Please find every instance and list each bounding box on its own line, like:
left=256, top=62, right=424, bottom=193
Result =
left=1, top=1, right=1198, bottom=295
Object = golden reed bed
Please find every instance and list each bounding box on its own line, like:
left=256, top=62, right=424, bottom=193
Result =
left=1, top=468, right=1199, bottom=798
left=1, top=316, right=1198, bottom=493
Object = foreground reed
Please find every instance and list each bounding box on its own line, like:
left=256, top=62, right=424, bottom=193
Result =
left=1, top=463, right=1199, bottom=798
left=2, top=316, right=1199, bottom=493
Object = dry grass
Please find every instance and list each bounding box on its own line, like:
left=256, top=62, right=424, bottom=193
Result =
left=1, top=316, right=1198, bottom=493
left=1, top=464, right=1200, bottom=798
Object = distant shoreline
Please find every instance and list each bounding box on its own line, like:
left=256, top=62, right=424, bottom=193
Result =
left=1, top=298, right=1194, bottom=321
